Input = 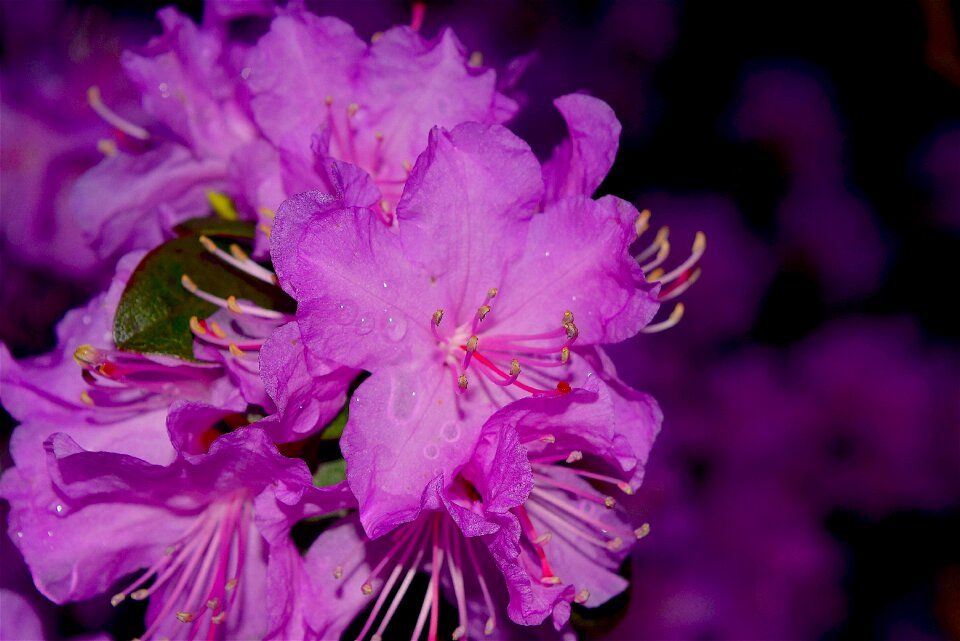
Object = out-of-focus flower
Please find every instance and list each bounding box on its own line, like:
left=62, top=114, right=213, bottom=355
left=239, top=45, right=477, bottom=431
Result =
left=733, top=66, right=888, bottom=302
left=920, top=125, right=960, bottom=230
left=270, top=122, right=658, bottom=538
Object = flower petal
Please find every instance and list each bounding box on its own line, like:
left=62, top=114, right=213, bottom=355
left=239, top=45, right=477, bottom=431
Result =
left=542, top=94, right=621, bottom=203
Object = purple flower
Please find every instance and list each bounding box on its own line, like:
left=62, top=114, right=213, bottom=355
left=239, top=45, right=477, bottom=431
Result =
left=479, top=371, right=660, bottom=628
left=270, top=122, right=659, bottom=538
left=245, top=7, right=517, bottom=215
left=294, top=418, right=532, bottom=640
left=4, top=404, right=334, bottom=641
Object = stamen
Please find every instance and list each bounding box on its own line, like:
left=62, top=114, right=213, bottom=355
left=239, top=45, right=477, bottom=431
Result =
left=634, top=209, right=651, bottom=238
left=642, top=302, right=685, bottom=334
left=659, top=267, right=702, bottom=301
left=87, top=86, right=149, bottom=140
left=636, top=523, right=651, bottom=539
left=180, top=275, right=285, bottom=320
left=657, top=231, right=706, bottom=284
left=576, top=588, right=590, bottom=604
left=635, top=226, right=669, bottom=264
left=97, top=139, right=118, bottom=156
left=468, top=51, right=483, bottom=67
left=566, top=451, right=583, bottom=463
left=462, top=335, right=479, bottom=370
left=198, top=236, right=276, bottom=284
left=457, top=374, right=468, bottom=392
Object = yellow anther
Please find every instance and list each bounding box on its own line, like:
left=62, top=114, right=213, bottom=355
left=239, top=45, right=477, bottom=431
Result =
left=540, top=575, right=562, bottom=585
left=73, top=344, right=98, bottom=365
left=371, top=31, right=383, bottom=42
left=564, top=321, right=579, bottom=339
left=258, top=222, right=272, bottom=238
left=533, top=532, right=552, bottom=545
left=379, top=200, right=390, bottom=213
left=539, top=434, right=556, bottom=444
left=189, top=316, right=206, bottom=335
left=635, top=523, right=651, bottom=539
left=97, top=138, right=118, bottom=157
left=604, top=496, right=616, bottom=509
left=477, top=305, right=491, bottom=321
left=433, top=309, right=444, bottom=326
left=225, top=578, right=238, bottom=591
left=618, top=481, right=634, bottom=495
left=562, top=310, right=574, bottom=324
left=130, top=589, right=149, bottom=601
left=647, top=267, right=665, bottom=282
left=333, top=566, right=344, bottom=580
left=176, top=612, right=194, bottom=623
left=635, top=208, right=651, bottom=238
left=228, top=344, right=246, bottom=357
left=458, top=374, right=468, bottom=391
left=208, top=321, right=227, bottom=338
left=206, top=598, right=220, bottom=610
left=466, top=335, right=479, bottom=352
left=452, top=626, right=467, bottom=640
left=565, top=450, right=583, bottom=463
left=180, top=274, right=198, bottom=293
left=402, top=159, right=413, bottom=173
left=484, top=617, right=495, bottom=635
left=560, top=346, right=570, bottom=363
left=468, top=51, right=483, bottom=67
left=606, top=537, right=623, bottom=551
left=510, top=359, right=521, bottom=376
left=226, top=296, right=243, bottom=314
left=198, top=235, right=217, bottom=253
left=110, top=593, right=125, bottom=607
left=258, top=207, right=276, bottom=219
left=361, top=582, right=374, bottom=596
left=347, top=102, right=359, bottom=117
left=207, top=191, right=237, bottom=221
left=80, top=390, right=95, bottom=406
left=229, top=244, right=249, bottom=261
left=211, top=612, right=227, bottom=625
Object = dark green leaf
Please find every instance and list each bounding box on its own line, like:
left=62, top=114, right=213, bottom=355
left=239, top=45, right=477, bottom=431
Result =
left=113, top=233, right=293, bottom=359
left=313, top=458, right=347, bottom=487
left=320, top=403, right=349, bottom=441
left=173, top=216, right=256, bottom=239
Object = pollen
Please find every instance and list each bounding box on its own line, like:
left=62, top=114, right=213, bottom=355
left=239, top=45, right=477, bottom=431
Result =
left=604, top=496, right=616, bottom=509
left=175, top=611, right=194, bottom=623
left=80, top=391, right=95, bottom=406
left=465, top=335, right=479, bottom=352
left=198, top=235, right=217, bottom=253
left=576, top=588, right=590, bottom=604
left=457, top=374, right=468, bottom=391
left=477, top=305, right=491, bottom=321
left=635, top=523, right=651, bottom=539
left=180, top=274, right=198, bottom=293
left=361, top=582, right=374, bottom=596
left=73, top=344, right=98, bottom=366
left=226, top=296, right=243, bottom=314
left=333, top=566, right=344, bottom=580
left=565, top=450, right=583, bottom=463
left=561, top=346, right=570, bottom=363
left=433, top=309, right=444, bottom=326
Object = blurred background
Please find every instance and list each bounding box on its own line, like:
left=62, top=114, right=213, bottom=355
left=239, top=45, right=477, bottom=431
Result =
left=2, top=1, right=959, bottom=639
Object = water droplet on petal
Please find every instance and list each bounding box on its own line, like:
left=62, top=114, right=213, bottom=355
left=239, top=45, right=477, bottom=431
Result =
left=356, top=317, right=373, bottom=336
left=336, top=301, right=358, bottom=325
left=386, top=316, right=407, bottom=342
left=441, top=423, right=460, bottom=443
left=423, top=444, right=439, bottom=459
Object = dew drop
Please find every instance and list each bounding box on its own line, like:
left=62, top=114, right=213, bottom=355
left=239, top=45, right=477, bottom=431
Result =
left=47, top=530, right=53, bottom=537
left=441, top=423, right=461, bottom=443
left=356, top=317, right=373, bottom=336
left=423, top=444, right=440, bottom=459
left=158, top=82, right=170, bottom=98
left=335, top=301, right=358, bottom=325
left=55, top=504, right=63, bottom=514
left=544, top=251, right=551, bottom=257
left=240, top=67, right=251, bottom=80
left=386, top=316, right=407, bottom=342
left=382, top=281, right=388, bottom=288
left=16, top=531, right=23, bottom=539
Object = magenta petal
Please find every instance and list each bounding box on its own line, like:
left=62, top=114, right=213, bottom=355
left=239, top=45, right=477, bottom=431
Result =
left=542, top=94, right=621, bottom=203
left=246, top=10, right=364, bottom=160
left=258, top=322, right=358, bottom=443
left=495, top=195, right=660, bottom=345
left=272, top=189, right=435, bottom=370
left=341, top=364, right=481, bottom=539
left=397, top=123, right=544, bottom=313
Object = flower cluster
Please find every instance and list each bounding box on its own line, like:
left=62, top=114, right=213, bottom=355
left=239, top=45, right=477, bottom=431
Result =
left=1, top=3, right=703, bottom=640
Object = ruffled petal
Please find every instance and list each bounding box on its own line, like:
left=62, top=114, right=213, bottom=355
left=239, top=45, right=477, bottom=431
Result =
left=397, top=123, right=544, bottom=320
left=494, top=194, right=660, bottom=345
left=542, top=94, right=621, bottom=202
left=272, top=188, right=434, bottom=371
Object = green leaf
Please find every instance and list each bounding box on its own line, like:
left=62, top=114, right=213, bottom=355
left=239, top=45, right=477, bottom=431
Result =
left=312, top=458, right=347, bottom=487
left=113, top=231, right=292, bottom=360
left=173, top=216, right=256, bottom=239
left=320, top=403, right=349, bottom=441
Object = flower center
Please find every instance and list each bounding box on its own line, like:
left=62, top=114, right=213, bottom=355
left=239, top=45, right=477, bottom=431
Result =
left=110, top=494, right=252, bottom=641
left=336, top=512, right=497, bottom=641
left=430, top=288, right=576, bottom=398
